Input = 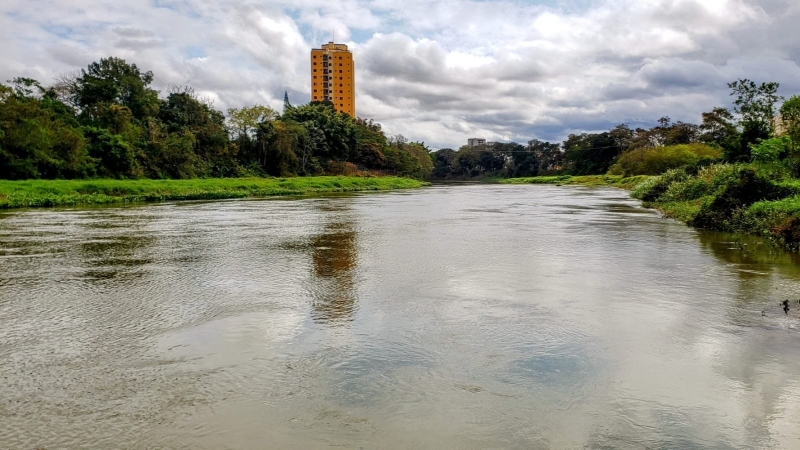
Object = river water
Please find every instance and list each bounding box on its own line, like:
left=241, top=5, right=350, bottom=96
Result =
left=2, top=184, right=800, bottom=449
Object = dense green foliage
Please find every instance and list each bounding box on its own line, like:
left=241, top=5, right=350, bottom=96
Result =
left=0, top=57, right=432, bottom=181
left=608, top=143, right=721, bottom=176
left=630, top=162, right=800, bottom=249
left=430, top=141, right=562, bottom=179
left=0, top=176, right=427, bottom=209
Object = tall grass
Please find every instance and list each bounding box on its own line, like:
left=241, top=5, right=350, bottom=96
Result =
left=501, top=174, right=650, bottom=190
left=0, top=176, right=428, bottom=209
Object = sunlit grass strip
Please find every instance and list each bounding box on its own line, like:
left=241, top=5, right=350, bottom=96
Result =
left=0, top=176, right=429, bottom=209
left=500, top=175, right=651, bottom=190
left=646, top=199, right=706, bottom=223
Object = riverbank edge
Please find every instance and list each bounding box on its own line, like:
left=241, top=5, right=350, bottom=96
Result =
left=0, top=176, right=429, bottom=209
left=500, top=174, right=800, bottom=251
left=500, top=174, right=650, bottom=190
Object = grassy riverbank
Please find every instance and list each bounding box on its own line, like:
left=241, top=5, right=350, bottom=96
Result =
left=500, top=174, right=650, bottom=190
left=503, top=166, right=800, bottom=250
left=0, top=176, right=428, bottom=209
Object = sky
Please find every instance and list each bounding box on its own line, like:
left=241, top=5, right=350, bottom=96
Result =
left=1, top=0, right=799, bottom=149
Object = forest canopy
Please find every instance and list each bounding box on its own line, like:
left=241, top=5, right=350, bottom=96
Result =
left=3, top=58, right=797, bottom=184
left=0, top=57, right=433, bottom=180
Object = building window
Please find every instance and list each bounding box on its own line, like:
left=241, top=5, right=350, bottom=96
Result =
left=313, top=69, right=317, bottom=72
left=339, top=70, right=343, bottom=73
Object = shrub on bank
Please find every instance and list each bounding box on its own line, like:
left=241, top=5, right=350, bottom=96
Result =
left=609, top=144, right=721, bottom=177
left=740, top=196, right=800, bottom=249
left=631, top=160, right=800, bottom=249
left=631, top=168, right=690, bottom=202
left=689, top=167, right=788, bottom=230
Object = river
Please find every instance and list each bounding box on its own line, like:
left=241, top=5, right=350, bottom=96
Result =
left=2, top=184, right=800, bottom=449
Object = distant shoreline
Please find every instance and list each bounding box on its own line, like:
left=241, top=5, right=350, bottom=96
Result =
left=0, top=176, right=428, bottom=209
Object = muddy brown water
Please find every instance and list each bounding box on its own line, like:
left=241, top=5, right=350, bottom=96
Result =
left=2, top=184, right=800, bottom=449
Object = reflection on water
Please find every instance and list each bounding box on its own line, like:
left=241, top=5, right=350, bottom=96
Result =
left=80, top=231, right=156, bottom=281
left=697, top=230, right=800, bottom=274
left=310, top=218, right=358, bottom=325
left=2, top=186, right=800, bottom=449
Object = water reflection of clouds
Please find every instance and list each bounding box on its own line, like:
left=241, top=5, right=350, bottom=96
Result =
left=506, top=344, right=596, bottom=389
left=7, top=185, right=800, bottom=448
left=321, top=345, right=437, bottom=408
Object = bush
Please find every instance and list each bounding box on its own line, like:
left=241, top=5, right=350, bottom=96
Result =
left=610, top=144, right=722, bottom=176
left=631, top=168, right=690, bottom=202
left=737, top=196, right=800, bottom=249
left=750, top=136, right=791, bottom=162
left=690, top=167, right=790, bottom=230
left=658, top=164, right=738, bottom=202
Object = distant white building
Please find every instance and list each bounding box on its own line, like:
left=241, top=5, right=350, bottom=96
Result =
left=467, top=138, right=486, bottom=147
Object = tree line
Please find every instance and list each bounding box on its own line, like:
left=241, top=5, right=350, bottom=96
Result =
left=431, top=79, right=800, bottom=178
left=0, top=57, right=433, bottom=180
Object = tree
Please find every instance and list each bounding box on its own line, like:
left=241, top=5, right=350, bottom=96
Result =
left=780, top=96, right=800, bottom=154
left=255, top=120, right=301, bottom=176
left=159, top=89, right=232, bottom=176
left=74, top=57, right=160, bottom=122
left=609, top=124, right=634, bottom=152
left=563, top=132, right=622, bottom=175
left=1, top=55, right=443, bottom=181
left=227, top=105, right=278, bottom=139
left=283, top=91, right=293, bottom=114
left=0, top=80, right=91, bottom=179
left=524, top=140, right=561, bottom=175
left=352, top=118, right=387, bottom=169
left=83, top=126, right=140, bottom=178
left=699, top=107, right=740, bottom=160
left=727, top=79, right=782, bottom=161
left=299, top=122, right=327, bottom=175
left=406, top=142, right=434, bottom=179
left=283, top=102, right=355, bottom=162
left=430, top=148, right=457, bottom=178
left=665, top=121, right=699, bottom=146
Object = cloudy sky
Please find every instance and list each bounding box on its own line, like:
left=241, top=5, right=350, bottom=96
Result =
left=1, top=0, right=799, bottom=148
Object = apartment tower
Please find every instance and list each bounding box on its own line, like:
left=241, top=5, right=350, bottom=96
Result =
left=310, top=42, right=355, bottom=117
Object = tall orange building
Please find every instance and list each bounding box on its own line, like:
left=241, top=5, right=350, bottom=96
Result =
left=310, top=42, right=355, bottom=117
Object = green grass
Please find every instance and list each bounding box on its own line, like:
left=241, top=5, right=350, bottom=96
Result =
left=501, top=174, right=651, bottom=190
left=749, top=195, right=800, bottom=216
left=0, top=176, right=429, bottom=209
left=647, top=199, right=706, bottom=223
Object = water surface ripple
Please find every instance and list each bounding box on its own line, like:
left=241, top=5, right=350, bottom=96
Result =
left=2, top=184, right=800, bottom=449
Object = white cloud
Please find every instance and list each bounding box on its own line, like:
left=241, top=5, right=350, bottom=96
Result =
left=0, top=0, right=798, bottom=147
